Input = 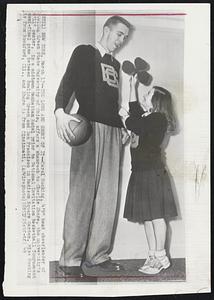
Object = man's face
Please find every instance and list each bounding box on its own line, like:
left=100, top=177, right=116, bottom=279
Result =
left=105, top=22, right=129, bottom=52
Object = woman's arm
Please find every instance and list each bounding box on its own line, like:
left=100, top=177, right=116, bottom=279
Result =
left=126, top=113, right=167, bottom=139
left=125, top=108, right=145, bottom=135
left=118, top=75, right=138, bottom=125
left=129, top=74, right=138, bottom=102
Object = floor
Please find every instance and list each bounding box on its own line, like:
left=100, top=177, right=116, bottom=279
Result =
left=49, top=258, right=186, bottom=283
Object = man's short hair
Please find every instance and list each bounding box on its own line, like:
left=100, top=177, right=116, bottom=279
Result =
left=103, top=15, right=133, bottom=30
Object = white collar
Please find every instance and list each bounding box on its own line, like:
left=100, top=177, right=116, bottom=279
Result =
left=95, top=42, right=113, bottom=58
left=142, top=111, right=152, bottom=117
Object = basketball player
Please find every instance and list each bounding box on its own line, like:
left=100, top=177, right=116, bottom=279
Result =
left=55, top=16, right=132, bottom=278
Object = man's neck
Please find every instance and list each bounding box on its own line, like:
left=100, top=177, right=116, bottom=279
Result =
left=98, top=40, right=110, bottom=54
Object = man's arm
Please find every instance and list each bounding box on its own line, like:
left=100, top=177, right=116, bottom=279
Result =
left=55, top=108, right=80, bottom=143
left=55, top=46, right=81, bottom=143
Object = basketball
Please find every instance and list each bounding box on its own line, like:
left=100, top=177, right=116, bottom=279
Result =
left=67, top=114, right=92, bottom=146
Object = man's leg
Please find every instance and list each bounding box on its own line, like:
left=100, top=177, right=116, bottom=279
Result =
left=84, top=123, right=122, bottom=266
left=59, top=132, right=95, bottom=267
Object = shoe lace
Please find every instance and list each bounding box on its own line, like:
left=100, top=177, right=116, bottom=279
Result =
left=144, top=256, right=155, bottom=267
left=152, top=258, right=162, bottom=269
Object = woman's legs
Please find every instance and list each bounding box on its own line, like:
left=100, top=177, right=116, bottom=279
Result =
left=152, top=218, right=167, bottom=251
left=144, top=221, right=156, bottom=252
left=139, top=218, right=170, bottom=274
left=139, top=221, right=156, bottom=272
left=153, top=219, right=170, bottom=271
left=144, top=218, right=167, bottom=252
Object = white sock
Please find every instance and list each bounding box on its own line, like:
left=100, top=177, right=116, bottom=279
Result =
left=155, top=249, right=166, bottom=258
left=148, top=250, right=155, bottom=257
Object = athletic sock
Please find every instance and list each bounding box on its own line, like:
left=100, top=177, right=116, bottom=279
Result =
left=148, top=249, right=155, bottom=257
left=155, top=249, right=170, bottom=268
left=155, top=249, right=166, bottom=258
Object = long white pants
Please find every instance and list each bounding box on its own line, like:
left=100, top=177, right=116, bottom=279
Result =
left=59, top=122, right=122, bottom=267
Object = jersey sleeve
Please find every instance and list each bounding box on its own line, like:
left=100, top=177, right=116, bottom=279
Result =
left=55, top=45, right=82, bottom=112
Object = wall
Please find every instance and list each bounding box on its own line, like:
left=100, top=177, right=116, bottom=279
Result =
left=48, top=13, right=185, bottom=261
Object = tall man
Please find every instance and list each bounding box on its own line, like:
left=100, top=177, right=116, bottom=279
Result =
left=55, top=16, right=132, bottom=277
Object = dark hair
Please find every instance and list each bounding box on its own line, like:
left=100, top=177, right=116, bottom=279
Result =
left=103, top=16, right=133, bottom=30
left=152, top=86, right=176, bottom=133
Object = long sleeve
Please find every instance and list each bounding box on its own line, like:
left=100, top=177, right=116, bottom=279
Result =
left=125, top=101, right=146, bottom=134
left=129, top=101, right=145, bottom=117
left=55, top=46, right=81, bottom=111
left=125, top=102, right=168, bottom=144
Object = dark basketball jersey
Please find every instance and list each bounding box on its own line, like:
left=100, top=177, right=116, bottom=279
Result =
left=55, top=45, right=123, bottom=128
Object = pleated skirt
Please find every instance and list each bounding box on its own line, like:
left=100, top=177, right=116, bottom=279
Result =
left=123, top=168, right=178, bottom=223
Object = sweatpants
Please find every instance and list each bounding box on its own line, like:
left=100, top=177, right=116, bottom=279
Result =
left=59, top=122, right=122, bottom=267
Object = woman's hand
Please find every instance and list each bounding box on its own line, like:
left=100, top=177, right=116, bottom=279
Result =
left=129, top=74, right=138, bottom=89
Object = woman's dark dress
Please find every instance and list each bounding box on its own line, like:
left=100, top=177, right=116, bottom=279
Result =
left=123, top=101, right=178, bottom=223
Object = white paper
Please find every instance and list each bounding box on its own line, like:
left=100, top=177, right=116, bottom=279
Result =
left=4, top=3, right=210, bottom=297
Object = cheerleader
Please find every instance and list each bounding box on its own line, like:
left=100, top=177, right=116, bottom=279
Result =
left=123, top=75, right=178, bottom=275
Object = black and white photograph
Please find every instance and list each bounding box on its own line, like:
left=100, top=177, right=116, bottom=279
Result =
left=49, top=11, right=185, bottom=283
left=4, top=3, right=210, bottom=297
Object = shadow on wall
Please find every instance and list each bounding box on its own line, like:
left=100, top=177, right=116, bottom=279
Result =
left=116, top=27, right=135, bottom=108
left=161, top=94, right=183, bottom=258
left=161, top=92, right=182, bottom=220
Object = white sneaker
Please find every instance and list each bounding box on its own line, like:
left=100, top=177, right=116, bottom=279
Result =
left=138, top=255, right=156, bottom=272
left=139, top=256, right=170, bottom=275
